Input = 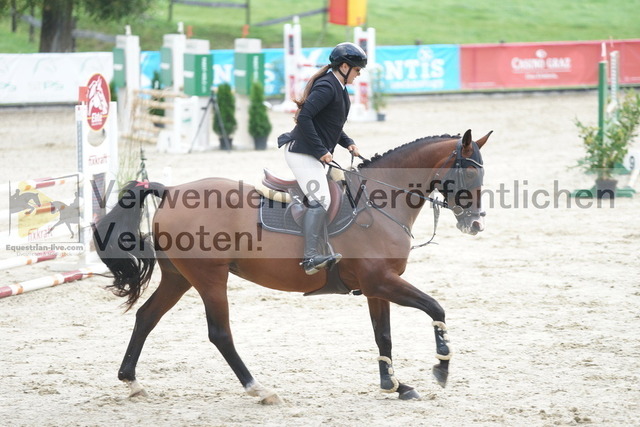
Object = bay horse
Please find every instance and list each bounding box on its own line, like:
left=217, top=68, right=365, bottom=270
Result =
left=93, top=129, right=491, bottom=403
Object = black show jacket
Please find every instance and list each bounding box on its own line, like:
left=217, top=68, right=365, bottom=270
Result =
left=278, top=71, right=355, bottom=160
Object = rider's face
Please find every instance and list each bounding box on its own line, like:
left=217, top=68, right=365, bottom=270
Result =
left=340, top=64, right=362, bottom=85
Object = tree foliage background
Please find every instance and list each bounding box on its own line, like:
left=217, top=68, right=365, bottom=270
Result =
left=2, top=0, right=156, bottom=52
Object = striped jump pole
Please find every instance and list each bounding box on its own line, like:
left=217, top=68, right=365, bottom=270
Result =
left=21, top=175, right=75, bottom=191
left=0, top=264, right=108, bottom=299
left=0, top=173, right=83, bottom=194
left=0, top=251, right=62, bottom=271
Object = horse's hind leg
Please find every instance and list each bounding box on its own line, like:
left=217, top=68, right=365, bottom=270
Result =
left=367, top=297, right=420, bottom=400
left=185, top=262, right=282, bottom=405
left=118, top=265, right=192, bottom=397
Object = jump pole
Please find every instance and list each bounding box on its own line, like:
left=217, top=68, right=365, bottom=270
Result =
left=0, top=251, right=60, bottom=271
left=20, top=176, right=75, bottom=191
left=0, top=266, right=107, bottom=299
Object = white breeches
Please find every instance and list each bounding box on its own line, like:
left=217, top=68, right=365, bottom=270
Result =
left=284, top=143, right=331, bottom=210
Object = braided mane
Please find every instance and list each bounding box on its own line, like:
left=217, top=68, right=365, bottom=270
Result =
left=358, top=134, right=460, bottom=169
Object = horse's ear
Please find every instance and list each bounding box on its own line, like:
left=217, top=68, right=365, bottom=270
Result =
left=476, top=130, right=493, bottom=149
left=462, top=129, right=472, bottom=147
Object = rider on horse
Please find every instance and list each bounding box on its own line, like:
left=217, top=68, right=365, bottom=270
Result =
left=277, top=42, right=367, bottom=275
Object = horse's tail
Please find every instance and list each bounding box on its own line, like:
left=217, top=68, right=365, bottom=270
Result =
left=92, top=181, right=166, bottom=311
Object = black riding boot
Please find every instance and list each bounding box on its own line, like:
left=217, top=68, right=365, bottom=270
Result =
left=301, top=204, right=342, bottom=275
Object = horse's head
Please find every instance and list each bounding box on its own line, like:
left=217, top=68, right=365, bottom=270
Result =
left=437, top=129, right=491, bottom=236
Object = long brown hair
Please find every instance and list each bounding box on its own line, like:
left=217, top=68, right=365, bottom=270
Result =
left=293, top=64, right=334, bottom=122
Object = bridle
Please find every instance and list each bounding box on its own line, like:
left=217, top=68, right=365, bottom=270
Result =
left=330, top=137, right=485, bottom=249
left=436, top=138, right=485, bottom=218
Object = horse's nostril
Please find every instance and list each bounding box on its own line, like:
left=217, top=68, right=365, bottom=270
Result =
left=472, top=220, right=484, bottom=232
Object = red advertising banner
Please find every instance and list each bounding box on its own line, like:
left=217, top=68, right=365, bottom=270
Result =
left=618, top=41, right=640, bottom=84
left=461, top=40, right=640, bottom=90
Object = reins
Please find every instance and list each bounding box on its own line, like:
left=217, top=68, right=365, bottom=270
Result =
left=329, top=154, right=448, bottom=249
left=336, top=154, right=452, bottom=210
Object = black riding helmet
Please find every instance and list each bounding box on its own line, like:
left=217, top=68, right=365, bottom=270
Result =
left=329, top=42, right=368, bottom=68
left=329, top=42, right=367, bottom=84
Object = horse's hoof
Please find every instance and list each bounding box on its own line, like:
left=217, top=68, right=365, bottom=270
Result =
left=260, top=393, right=283, bottom=405
left=129, top=388, right=148, bottom=398
left=245, top=380, right=282, bottom=404
left=432, top=364, right=448, bottom=388
left=399, top=388, right=421, bottom=400
left=125, top=380, right=148, bottom=398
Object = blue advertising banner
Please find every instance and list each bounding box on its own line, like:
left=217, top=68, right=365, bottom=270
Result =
left=139, top=44, right=461, bottom=96
left=376, top=45, right=460, bottom=93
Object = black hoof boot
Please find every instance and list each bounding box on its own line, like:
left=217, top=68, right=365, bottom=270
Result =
left=432, top=321, right=451, bottom=387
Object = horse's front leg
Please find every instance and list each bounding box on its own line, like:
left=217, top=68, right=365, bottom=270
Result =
left=431, top=321, right=451, bottom=387
left=367, top=297, right=420, bottom=400
left=364, top=274, right=452, bottom=388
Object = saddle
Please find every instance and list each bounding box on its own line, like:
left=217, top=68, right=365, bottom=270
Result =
left=256, top=168, right=362, bottom=297
left=259, top=168, right=345, bottom=227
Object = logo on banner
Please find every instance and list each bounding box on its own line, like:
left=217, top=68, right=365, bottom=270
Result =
left=86, top=73, right=110, bottom=131
left=7, top=177, right=81, bottom=243
left=510, top=49, right=572, bottom=80
left=381, top=46, right=448, bottom=92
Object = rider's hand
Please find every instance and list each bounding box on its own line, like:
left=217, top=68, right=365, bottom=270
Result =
left=348, top=144, right=360, bottom=158
left=320, top=152, right=333, bottom=164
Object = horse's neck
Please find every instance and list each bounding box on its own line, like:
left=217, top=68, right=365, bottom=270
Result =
left=358, top=140, right=453, bottom=229
left=359, top=165, right=431, bottom=228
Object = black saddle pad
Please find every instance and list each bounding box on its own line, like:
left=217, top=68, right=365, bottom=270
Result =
left=259, top=193, right=355, bottom=236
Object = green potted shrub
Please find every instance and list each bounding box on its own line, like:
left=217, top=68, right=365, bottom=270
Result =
left=248, top=81, right=272, bottom=150
left=575, top=90, right=640, bottom=197
left=213, top=83, right=237, bottom=150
